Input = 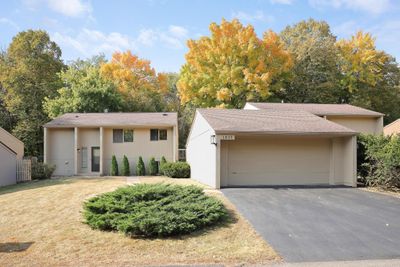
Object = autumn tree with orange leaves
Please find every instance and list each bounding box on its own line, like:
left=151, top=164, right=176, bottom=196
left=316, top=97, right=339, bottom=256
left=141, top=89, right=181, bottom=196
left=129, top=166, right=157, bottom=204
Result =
left=100, top=51, right=168, bottom=111
left=177, top=19, right=292, bottom=108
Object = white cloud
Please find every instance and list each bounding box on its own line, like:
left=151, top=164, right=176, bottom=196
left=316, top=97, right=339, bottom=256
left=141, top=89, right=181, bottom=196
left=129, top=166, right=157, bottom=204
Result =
left=52, top=29, right=136, bottom=57
left=270, top=0, right=294, bottom=4
left=309, top=0, right=391, bottom=15
left=169, top=25, right=188, bottom=38
left=0, top=17, right=19, bottom=30
left=23, top=0, right=92, bottom=17
left=231, top=10, right=274, bottom=23
left=137, top=25, right=189, bottom=49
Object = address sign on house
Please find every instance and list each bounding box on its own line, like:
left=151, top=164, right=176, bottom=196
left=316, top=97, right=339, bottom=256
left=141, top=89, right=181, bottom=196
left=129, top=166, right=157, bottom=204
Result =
left=220, top=135, right=235, bottom=140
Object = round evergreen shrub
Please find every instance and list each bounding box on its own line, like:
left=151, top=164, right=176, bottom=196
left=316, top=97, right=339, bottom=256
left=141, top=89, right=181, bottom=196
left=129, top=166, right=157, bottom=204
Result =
left=121, top=155, right=130, bottom=176
left=162, top=162, right=190, bottom=178
left=83, top=183, right=228, bottom=237
left=111, top=155, right=118, bottom=176
left=136, top=156, right=145, bottom=176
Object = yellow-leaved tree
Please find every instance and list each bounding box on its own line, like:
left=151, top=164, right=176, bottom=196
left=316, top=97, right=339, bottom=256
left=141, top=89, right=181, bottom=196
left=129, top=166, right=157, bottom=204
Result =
left=336, top=31, right=388, bottom=92
left=177, top=19, right=292, bottom=108
left=100, top=50, right=168, bottom=111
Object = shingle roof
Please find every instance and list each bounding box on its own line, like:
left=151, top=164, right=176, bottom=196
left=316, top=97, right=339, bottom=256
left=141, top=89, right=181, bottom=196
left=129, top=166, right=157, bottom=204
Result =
left=246, top=102, right=384, bottom=117
left=44, top=112, right=178, bottom=128
left=198, top=109, right=356, bottom=135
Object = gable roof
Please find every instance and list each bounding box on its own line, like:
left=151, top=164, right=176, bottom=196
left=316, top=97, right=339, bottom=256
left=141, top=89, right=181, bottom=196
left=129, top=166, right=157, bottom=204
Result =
left=0, top=127, right=24, bottom=158
left=44, top=112, right=178, bottom=128
left=246, top=102, right=384, bottom=117
left=197, top=108, right=356, bottom=136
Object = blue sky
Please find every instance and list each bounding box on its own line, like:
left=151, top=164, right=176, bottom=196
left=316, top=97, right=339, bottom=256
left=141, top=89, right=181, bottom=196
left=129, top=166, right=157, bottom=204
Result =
left=1, top=0, right=400, bottom=72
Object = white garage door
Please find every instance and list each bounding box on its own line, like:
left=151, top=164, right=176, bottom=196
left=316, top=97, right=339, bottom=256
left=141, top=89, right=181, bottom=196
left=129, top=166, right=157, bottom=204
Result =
left=220, top=136, right=331, bottom=186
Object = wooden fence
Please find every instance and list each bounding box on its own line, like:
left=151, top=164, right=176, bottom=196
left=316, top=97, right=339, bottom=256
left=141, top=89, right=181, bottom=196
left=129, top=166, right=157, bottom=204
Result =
left=16, top=159, right=31, bottom=183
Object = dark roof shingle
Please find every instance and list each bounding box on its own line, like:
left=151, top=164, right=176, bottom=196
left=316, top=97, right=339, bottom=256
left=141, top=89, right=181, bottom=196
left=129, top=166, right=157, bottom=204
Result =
left=198, top=108, right=356, bottom=135
left=44, top=112, right=177, bottom=128
left=246, top=102, right=383, bottom=117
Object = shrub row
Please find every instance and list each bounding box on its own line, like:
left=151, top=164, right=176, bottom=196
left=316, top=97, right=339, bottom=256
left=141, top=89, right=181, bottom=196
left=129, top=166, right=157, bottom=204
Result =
left=358, top=134, right=400, bottom=189
left=110, top=155, right=189, bottom=177
left=83, top=183, right=228, bottom=237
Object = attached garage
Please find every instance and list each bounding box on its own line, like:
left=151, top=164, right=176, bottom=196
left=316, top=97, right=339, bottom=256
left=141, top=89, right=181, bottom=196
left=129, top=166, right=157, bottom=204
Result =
left=187, top=109, right=357, bottom=189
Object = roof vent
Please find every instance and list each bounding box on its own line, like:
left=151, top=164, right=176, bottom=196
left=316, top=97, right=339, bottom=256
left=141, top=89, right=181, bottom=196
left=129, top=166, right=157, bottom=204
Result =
left=75, top=115, right=79, bottom=118
left=162, top=113, right=168, bottom=116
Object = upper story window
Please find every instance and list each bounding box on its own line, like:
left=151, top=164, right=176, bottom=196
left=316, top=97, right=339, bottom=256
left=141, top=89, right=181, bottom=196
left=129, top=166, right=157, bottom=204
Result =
left=123, top=130, right=134, bottom=142
left=113, top=129, right=134, bottom=143
left=150, top=129, right=167, bottom=141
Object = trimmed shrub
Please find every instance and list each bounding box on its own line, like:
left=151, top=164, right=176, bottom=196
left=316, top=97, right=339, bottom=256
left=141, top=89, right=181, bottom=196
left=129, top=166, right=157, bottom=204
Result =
left=83, top=183, right=228, bottom=237
left=162, top=162, right=190, bottom=178
left=358, top=134, right=400, bottom=188
left=160, top=156, right=167, bottom=174
left=111, top=155, right=118, bottom=176
left=136, top=156, right=145, bottom=176
left=121, top=155, right=130, bottom=176
left=31, top=159, right=55, bottom=180
left=149, top=157, right=158, bottom=175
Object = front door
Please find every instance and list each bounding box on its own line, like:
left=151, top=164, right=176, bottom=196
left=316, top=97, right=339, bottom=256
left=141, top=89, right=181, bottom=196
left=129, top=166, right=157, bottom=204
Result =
left=91, top=147, right=100, bottom=172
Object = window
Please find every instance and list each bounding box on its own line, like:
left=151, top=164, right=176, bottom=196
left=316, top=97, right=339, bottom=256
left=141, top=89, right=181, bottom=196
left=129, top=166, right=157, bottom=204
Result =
left=113, top=129, right=123, bottom=143
left=150, top=129, right=168, bottom=141
left=81, top=147, right=88, bottom=169
left=114, top=129, right=134, bottom=143
left=150, top=129, right=159, bottom=141
left=159, top=129, right=167, bottom=140
left=123, top=130, right=134, bottom=142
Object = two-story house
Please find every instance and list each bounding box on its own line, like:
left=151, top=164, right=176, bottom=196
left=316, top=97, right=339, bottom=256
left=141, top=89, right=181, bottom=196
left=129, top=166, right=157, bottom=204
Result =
left=43, top=112, right=178, bottom=176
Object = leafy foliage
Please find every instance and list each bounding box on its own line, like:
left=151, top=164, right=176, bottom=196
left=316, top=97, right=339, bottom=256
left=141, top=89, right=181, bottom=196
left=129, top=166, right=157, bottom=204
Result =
left=83, top=183, right=228, bottom=237
left=162, top=162, right=190, bottom=178
left=121, top=155, right=130, bottom=176
left=178, top=19, right=292, bottom=108
left=100, top=51, right=168, bottom=111
left=136, top=156, right=145, bottom=176
left=111, top=155, right=118, bottom=176
left=160, top=156, right=167, bottom=174
left=31, top=158, right=55, bottom=180
left=149, top=157, right=158, bottom=175
left=0, top=30, right=64, bottom=156
left=276, top=19, right=343, bottom=103
left=358, top=134, right=400, bottom=188
left=44, top=56, right=124, bottom=118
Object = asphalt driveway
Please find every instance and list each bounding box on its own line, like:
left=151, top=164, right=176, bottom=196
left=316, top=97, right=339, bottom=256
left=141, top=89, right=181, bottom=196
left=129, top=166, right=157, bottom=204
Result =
left=222, top=187, right=400, bottom=262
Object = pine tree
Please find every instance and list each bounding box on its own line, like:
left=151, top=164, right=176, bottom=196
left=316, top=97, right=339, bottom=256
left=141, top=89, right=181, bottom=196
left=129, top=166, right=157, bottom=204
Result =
left=111, top=155, right=118, bottom=176
left=136, top=156, right=145, bottom=176
left=121, top=155, right=130, bottom=176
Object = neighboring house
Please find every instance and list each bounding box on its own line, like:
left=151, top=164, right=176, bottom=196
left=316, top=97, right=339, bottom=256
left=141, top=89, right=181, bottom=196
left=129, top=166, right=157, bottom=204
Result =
left=187, top=109, right=357, bottom=189
left=0, top=127, right=24, bottom=186
left=43, top=113, right=178, bottom=176
left=244, top=103, right=384, bottom=135
left=384, top=119, right=400, bottom=136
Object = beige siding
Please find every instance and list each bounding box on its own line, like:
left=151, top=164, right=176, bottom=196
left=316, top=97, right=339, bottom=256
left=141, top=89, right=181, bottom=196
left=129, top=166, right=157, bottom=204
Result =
left=103, top=128, right=174, bottom=175
left=220, top=136, right=331, bottom=186
left=0, top=143, right=17, bottom=186
left=326, top=116, right=383, bottom=134
left=47, top=128, right=75, bottom=176
left=384, top=119, right=400, bottom=136
left=186, top=112, right=218, bottom=188
left=0, top=127, right=24, bottom=158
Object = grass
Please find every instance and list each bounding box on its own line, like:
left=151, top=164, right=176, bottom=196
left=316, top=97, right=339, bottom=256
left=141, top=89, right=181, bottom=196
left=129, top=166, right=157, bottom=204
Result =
left=0, top=177, right=279, bottom=266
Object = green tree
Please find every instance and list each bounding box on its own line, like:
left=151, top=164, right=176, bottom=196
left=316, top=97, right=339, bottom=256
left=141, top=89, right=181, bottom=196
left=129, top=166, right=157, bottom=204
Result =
left=136, top=156, right=145, bottom=176
left=276, top=19, right=343, bottom=103
left=0, top=30, right=64, bottom=155
left=111, top=155, right=119, bottom=176
left=149, top=157, right=158, bottom=175
left=44, top=56, right=124, bottom=118
left=121, top=155, right=130, bottom=176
